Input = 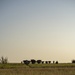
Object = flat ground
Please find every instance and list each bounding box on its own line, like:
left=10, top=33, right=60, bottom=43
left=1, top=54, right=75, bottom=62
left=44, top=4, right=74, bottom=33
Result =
left=0, top=63, right=75, bottom=75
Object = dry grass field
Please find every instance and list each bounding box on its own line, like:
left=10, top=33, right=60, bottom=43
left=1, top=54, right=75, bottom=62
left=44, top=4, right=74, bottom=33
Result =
left=0, top=63, right=75, bottom=75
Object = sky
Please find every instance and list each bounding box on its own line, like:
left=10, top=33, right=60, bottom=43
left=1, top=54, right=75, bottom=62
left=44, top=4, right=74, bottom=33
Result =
left=0, top=0, right=75, bottom=63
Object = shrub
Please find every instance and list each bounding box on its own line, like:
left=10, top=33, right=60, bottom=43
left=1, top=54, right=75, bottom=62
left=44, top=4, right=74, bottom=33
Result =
left=31, top=59, right=36, bottom=64
left=72, top=60, right=75, bottom=63
left=23, top=60, right=30, bottom=65
left=37, top=60, right=42, bottom=64
left=53, top=61, right=55, bottom=64
left=0, top=56, right=8, bottom=64
left=45, top=61, right=48, bottom=64
left=42, top=61, right=44, bottom=64
left=49, top=61, right=51, bottom=64
left=56, top=61, right=58, bottom=64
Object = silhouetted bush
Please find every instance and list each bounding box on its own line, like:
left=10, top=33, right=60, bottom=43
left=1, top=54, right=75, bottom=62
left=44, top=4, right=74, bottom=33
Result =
left=49, top=61, right=51, bottom=64
left=31, top=59, right=36, bottom=64
left=37, top=60, right=42, bottom=64
left=56, top=61, right=58, bottom=64
left=0, top=56, right=8, bottom=64
left=42, top=61, right=44, bottom=64
left=45, top=61, right=48, bottom=64
left=53, top=61, right=55, bottom=64
left=23, top=60, right=30, bottom=65
left=72, top=60, right=75, bottom=63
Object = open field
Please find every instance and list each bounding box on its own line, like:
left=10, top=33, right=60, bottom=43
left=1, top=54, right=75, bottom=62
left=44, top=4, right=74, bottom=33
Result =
left=0, top=63, right=75, bottom=75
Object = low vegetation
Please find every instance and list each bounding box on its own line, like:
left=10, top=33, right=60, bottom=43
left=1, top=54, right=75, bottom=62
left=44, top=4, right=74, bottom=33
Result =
left=0, top=63, right=75, bottom=75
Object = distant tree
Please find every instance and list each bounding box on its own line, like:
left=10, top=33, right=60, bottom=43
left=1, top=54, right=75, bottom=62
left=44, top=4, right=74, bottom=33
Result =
left=31, top=59, right=36, bottom=64
left=23, top=60, right=30, bottom=65
left=37, top=60, right=42, bottom=64
left=0, top=56, right=8, bottom=64
left=72, top=60, right=75, bottom=63
left=53, top=61, right=55, bottom=64
left=49, top=61, right=51, bottom=64
left=42, top=61, right=44, bottom=64
left=45, top=61, right=48, bottom=64
left=56, top=61, right=58, bottom=64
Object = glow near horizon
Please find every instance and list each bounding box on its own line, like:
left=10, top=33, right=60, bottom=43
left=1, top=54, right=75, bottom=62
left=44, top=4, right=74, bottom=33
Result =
left=0, top=0, right=75, bottom=63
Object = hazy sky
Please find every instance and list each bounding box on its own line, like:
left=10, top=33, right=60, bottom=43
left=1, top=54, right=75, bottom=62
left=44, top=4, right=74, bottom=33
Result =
left=0, top=0, right=75, bottom=63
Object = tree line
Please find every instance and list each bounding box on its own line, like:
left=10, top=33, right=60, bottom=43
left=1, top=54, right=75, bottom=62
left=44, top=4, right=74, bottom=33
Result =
left=0, top=56, right=75, bottom=64
left=22, top=59, right=58, bottom=65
